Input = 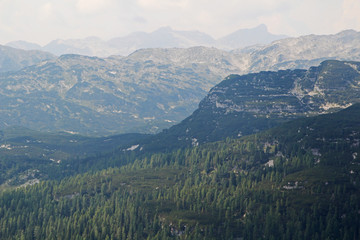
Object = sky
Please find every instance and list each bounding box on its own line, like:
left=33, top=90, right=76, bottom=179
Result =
left=0, top=0, right=360, bottom=45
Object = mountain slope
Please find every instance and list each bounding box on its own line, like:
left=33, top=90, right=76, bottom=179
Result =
left=0, top=126, right=149, bottom=186
left=235, top=29, right=360, bottom=73
left=1, top=104, right=360, bottom=239
left=137, top=60, right=360, bottom=151
left=0, top=45, right=55, bottom=72
left=0, top=48, right=241, bottom=135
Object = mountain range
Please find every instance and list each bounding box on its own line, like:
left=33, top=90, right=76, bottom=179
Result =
left=1, top=30, right=360, bottom=136
left=0, top=48, right=242, bottom=135
left=6, top=25, right=286, bottom=57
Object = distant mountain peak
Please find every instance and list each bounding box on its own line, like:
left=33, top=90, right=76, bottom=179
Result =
left=5, top=24, right=289, bottom=57
left=217, top=24, right=288, bottom=49
left=255, top=23, right=267, bottom=30
left=5, top=40, right=42, bottom=51
left=238, top=23, right=268, bottom=32
left=0, top=44, right=55, bottom=73
left=154, top=26, right=173, bottom=32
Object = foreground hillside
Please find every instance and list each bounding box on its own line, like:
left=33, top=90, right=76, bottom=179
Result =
left=0, top=127, right=148, bottom=188
left=0, top=104, right=359, bottom=239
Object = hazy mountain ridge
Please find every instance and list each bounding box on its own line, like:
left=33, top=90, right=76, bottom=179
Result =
left=42, top=37, right=120, bottom=57
left=6, top=25, right=286, bottom=57
left=108, top=26, right=218, bottom=56
left=0, top=45, right=55, bottom=73
left=239, top=29, right=360, bottom=73
left=217, top=24, right=288, bottom=50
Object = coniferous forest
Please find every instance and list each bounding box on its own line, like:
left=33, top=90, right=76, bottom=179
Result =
left=1, top=104, right=360, bottom=239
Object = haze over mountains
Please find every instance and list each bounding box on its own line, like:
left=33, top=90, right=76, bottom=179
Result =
left=1, top=29, right=360, bottom=136
left=0, top=45, right=55, bottom=73
left=6, top=24, right=286, bottom=57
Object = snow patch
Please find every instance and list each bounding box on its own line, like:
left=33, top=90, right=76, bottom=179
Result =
left=311, top=148, right=321, bottom=156
left=320, top=102, right=352, bottom=111
left=126, top=144, right=139, bottom=151
left=144, top=117, right=155, bottom=120
left=265, top=160, right=274, bottom=167
left=157, top=103, right=165, bottom=110
left=344, top=63, right=360, bottom=73
left=50, top=158, right=61, bottom=164
left=64, top=130, right=79, bottom=135
left=191, top=138, right=199, bottom=147
left=0, top=144, right=12, bottom=150
left=283, top=181, right=303, bottom=190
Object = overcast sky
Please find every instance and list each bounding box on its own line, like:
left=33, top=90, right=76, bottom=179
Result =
left=0, top=0, right=359, bottom=45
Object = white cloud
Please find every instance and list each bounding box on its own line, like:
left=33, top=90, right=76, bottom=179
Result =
left=38, top=3, right=54, bottom=20
left=137, top=0, right=189, bottom=9
left=76, top=0, right=112, bottom=14
left=0, top=0, right=359, bottom=45
left=258, top=14, right=297, bottom=36
left=336, top=0, right=360, bottom=31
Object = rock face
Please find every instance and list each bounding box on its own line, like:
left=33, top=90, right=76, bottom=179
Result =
left=140, top=60, right=360, bottom=151
left=235, top=29, right=360, bottom=73
left=0, top=45, right=55, bottom=73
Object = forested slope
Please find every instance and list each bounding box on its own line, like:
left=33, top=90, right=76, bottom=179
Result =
left=0, top=104, right=360, bottom=239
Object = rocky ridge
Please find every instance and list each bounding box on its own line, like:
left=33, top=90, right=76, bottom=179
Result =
left=6, top=25, right=286, bottom=57
left=137, top=60, right=360, bottom=151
